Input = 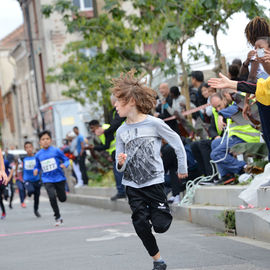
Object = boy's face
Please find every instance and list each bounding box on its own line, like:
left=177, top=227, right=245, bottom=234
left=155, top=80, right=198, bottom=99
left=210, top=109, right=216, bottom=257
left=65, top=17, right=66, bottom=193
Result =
left=24, top=143, right=33, bottom=155
left=39, top=134, right=52, bottom=149
left=115, top=98, right=134, bottom=118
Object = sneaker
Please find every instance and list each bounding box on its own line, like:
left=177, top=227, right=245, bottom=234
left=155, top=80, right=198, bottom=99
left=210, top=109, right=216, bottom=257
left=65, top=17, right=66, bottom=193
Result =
left=55, top=218, right=63, bottom=226
left=74, top=183, right=84, bottom=188
left=34, top=211, right=41, bottom=218
left=153, top=261, right=167, bottom=270
left=215, top=174, right=236, bottom=185
left=167, top=196, right=175, bottom=204
left=110, top=193, right=126, bottom=201
left=173, top=195, right=180, bottom=204
left=1, top=213, right=6, bottom=220
left=21, top=202, right=26, bottom=208
left=9, top=203, right=13, bottom=209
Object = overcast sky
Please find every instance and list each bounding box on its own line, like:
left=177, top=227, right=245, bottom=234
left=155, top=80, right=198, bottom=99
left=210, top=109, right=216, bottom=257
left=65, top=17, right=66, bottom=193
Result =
left=0, top=0, right=269, bottom=64
left=0, top=0, right=23, bottom=39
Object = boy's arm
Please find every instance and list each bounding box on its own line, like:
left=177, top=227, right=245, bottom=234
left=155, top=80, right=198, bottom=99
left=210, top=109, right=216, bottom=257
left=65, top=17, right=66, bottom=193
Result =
left=34, top=155, right=41, bottom=176
left=57, top=148, right=70, bottom=168
left=157, top=119, right=188, bottom=176
left=115, top=130, right=127, bottom=172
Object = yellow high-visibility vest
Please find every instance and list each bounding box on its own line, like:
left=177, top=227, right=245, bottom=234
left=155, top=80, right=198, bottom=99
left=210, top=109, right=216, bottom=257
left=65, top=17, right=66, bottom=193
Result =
left=212, top=107, right=223, bottom=136
left=227, top=119, right=260, bottom=143
left=98, top=124, right=116, bottom=155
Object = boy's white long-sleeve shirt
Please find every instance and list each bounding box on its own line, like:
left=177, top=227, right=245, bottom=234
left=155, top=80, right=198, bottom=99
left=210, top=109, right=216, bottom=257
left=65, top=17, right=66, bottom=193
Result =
left=116, top=115, right=187, bottom=188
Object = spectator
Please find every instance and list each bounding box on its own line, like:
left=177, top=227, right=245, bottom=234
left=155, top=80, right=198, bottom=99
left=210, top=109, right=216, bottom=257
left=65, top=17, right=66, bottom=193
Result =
left=73, top=126, right=88, bottom=185
left=161, top=140, right=200, bottom=204
left=201, top=83, right=216, bottom=117
left=210, top=93, right=260, bottom=184
left=190, top=92, right=227, bottom=179
left=88, top=117, right=126, bottom=201
left=155, top=83, right=180, bottom=134
left=166, top=86, right=186, bottom=116
left=68, top=132, right=84, bottom=188
left=232, top=58, right=242, bottom=69
left=190, top=70, right=207, bottom=106
left=228, top=64, right=240, bottom=81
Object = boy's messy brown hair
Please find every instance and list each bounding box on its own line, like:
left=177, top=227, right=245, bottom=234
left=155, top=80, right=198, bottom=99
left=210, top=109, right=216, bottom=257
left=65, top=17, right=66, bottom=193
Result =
left=245, top=17, right=270, bottom=46
left=111, top=69, right=157, bottom=114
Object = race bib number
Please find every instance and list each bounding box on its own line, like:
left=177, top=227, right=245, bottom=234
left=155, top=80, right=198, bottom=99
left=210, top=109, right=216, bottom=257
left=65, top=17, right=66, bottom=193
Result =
left=24, top=160, right=36, bottom=170
left=41, top=158, right=57, bottom=173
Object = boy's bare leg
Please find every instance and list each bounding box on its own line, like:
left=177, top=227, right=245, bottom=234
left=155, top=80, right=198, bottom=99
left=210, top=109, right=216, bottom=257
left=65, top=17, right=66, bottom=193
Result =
left=152, top=252, right=161, bottom=261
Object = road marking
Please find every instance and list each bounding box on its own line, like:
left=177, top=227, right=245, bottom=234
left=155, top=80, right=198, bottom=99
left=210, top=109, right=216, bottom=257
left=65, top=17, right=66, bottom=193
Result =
left=86, top=229, right=136, bottom=242
left=0, top=222, right=130, bottom=238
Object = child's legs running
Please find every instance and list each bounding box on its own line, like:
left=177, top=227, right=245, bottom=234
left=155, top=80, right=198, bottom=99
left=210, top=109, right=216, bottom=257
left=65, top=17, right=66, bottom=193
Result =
left=16, top=180, right=26, bottom=203
left=126, top=186, right=159, bottom=257
left=148, top=184, right=172, bottom=234
left=9, top=181, right=14, bottom=206
left=33, top=181, right=41, bottom=212
left=44, top=182, right=61, bottom=219
left=54, top=181, right=67, bottom=202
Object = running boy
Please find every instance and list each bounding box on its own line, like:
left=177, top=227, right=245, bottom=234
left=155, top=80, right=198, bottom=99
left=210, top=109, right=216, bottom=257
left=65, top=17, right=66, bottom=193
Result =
left=23, top=141, right=42, bottom=218
left=112, top=70, right=188, bottom=270
left=34, top=131, right=70, bottom=226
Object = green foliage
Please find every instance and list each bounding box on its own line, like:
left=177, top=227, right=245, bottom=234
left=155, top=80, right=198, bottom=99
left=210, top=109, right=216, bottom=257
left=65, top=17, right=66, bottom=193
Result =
left=219, top=210, right=236, bottom=231
left=42, top=0, right=267, bottom=118
left=42, top=0, right=171, bottom=119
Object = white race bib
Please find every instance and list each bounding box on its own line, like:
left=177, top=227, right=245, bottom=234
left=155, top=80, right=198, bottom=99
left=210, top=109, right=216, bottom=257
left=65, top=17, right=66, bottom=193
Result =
left=41, top=158, right=57, bottom=173
left=24, top=159, right=36, bottom=170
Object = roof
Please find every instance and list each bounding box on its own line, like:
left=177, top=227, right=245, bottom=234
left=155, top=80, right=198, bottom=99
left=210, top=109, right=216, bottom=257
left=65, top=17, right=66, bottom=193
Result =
left=0, top=25, right=25, bottom=50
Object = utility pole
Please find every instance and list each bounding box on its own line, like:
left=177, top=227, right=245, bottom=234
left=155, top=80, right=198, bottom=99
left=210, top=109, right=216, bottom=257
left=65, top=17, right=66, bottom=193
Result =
left=18, top=0, right=44, bottom=131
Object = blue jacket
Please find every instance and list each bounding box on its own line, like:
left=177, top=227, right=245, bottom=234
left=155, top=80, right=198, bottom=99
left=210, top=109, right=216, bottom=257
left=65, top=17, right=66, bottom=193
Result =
left=34, top=146, right=69, bottom=183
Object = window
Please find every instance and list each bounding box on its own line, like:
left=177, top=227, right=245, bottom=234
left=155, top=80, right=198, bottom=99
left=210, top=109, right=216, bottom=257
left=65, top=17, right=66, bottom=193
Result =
left=73, top=0, right=93, bottom=11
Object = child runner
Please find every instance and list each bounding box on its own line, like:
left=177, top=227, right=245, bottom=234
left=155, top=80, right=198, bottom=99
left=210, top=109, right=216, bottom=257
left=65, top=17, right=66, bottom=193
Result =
left=14, top=156, right=26, bottom=208
left=23, top=141, right=42, bottom=218
left=0, top=150, right=11, bottom=219
left=112, top=70, right=188, bottom=270
left=34, top=130, right=70, bottom=226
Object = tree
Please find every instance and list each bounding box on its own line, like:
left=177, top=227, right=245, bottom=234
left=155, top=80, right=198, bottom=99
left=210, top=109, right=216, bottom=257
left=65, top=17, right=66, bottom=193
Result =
left=42, top=0, right=173, bottom=120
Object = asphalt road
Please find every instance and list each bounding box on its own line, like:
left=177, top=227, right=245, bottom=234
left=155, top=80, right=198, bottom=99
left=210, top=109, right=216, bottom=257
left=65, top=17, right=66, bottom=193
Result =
left=1, top=194, right=270, bottom=270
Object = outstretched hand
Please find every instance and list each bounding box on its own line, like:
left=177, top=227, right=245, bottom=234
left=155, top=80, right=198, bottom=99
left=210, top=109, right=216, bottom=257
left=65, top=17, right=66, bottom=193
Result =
left=208, top=73, right=237, bottom=90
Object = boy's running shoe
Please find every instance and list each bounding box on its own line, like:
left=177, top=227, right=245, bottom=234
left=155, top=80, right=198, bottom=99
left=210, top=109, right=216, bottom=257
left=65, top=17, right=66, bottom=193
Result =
left=153, top=261, right=167, bottom=270
left=1, top=213, right=6, bottom=220
left=34, top=211, right=41, bottom=218
left=55, top=218, right=63, bottom=226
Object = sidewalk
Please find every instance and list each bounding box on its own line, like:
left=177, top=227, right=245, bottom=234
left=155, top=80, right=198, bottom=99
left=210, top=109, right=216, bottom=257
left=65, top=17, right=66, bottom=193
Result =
left=67, top=185, right=270, bottom=243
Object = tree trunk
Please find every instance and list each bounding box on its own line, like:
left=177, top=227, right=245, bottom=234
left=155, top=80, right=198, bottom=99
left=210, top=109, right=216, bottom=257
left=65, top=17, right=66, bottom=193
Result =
left=178, top=47, right=192, bottom=123
left=213, top=27, right=222, bottom=76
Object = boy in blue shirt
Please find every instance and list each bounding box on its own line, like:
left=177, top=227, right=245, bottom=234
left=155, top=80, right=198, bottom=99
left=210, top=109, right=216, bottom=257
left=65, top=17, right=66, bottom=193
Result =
left=23, top=141, right=42, bottom=218
left=34, top=130, right=70, bottom=226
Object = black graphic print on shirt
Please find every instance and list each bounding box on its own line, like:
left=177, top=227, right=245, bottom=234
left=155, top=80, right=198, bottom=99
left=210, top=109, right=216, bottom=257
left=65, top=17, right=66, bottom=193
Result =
left=124, top=137, right=159, bottom=185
